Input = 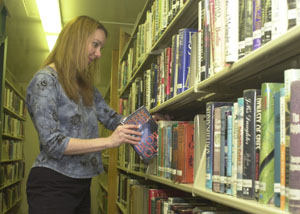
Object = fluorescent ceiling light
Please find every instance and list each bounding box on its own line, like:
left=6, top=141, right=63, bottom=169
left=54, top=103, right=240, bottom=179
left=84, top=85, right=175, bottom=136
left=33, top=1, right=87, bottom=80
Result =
left=46, top=35, right=58, bottom=51
left=36, top=0, right=62, bottom=51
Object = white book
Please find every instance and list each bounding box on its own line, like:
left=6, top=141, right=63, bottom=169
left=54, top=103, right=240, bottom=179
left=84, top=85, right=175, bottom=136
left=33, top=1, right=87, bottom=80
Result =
left=225, top=0, right=239, bottom=63
left=272, top=0, right=288, bottom=40
left=212, top=0, right=226, bottom=74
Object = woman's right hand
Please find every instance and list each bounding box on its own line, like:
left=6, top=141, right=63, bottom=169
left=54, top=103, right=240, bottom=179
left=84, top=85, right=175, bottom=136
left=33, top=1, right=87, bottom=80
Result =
left=108, top=124, right=141, bottom=148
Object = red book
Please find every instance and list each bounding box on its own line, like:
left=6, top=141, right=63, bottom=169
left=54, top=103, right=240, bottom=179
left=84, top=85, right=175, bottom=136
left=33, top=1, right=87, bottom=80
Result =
left=176, top=122, right=195, bottom=183
left=148, top=189, right=168, bottom=214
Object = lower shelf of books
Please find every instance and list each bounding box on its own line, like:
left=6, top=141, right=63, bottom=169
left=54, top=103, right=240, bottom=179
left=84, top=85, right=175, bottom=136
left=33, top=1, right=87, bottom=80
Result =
left=117, top=166, right=288, bottom=214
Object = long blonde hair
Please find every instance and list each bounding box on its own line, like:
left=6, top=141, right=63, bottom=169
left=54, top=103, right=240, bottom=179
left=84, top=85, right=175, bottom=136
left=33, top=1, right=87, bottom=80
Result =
left=42, top=16, right=108, bottom=106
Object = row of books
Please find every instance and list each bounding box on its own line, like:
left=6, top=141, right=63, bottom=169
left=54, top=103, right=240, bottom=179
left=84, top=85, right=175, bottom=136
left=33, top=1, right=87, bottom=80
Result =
left=3, top=84, right=25, bottom=118
left=118, top=0, right=188, bottom=91
left=117, top=175, right=245, bottom=214
left=2, top=113, right=24, bottom=138
left=196, top=0, right=300, bottom=83
left=0, top=162, right=25, bottom=187
left=1, top=140, right=23, bottom=161
left=205, top=68, right=300, bottom=213
left=0, top=182, right=22, bottom=213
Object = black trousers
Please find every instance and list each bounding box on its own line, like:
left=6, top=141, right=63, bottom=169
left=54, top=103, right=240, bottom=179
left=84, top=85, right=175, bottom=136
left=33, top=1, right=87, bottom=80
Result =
left=26, top=167, right=91, bottom=214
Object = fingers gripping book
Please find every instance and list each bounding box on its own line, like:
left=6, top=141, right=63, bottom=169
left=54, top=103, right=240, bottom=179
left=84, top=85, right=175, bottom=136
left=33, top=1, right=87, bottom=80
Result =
left=122, top=106, right=158, bottom=163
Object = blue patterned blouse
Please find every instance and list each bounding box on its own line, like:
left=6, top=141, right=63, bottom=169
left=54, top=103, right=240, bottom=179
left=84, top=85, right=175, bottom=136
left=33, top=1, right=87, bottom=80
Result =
left=26, top=66, right=122, bottom=178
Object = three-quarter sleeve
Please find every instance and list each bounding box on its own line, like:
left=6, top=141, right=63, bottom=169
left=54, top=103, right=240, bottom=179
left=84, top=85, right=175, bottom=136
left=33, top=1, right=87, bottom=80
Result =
left=26, top=72, right=70, bottom=160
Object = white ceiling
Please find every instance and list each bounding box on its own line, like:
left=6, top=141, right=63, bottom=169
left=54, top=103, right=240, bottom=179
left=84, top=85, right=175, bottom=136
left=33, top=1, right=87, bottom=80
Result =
left=5, top=0, right=146, bottom=93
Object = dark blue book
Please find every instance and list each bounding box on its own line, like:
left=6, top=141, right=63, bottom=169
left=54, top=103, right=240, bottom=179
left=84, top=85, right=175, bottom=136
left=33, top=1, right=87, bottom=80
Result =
left=123, top=106, right=158, bottom=163
left=176, top=28, right=197, bottom=95
left=220, top=105, right=233, bottom=193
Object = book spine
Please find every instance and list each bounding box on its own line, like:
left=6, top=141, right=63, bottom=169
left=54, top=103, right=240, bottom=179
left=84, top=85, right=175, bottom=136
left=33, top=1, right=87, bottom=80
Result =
left=238, top=0, right=246, bottom=59
left=172, top=124, right=179, bottom=181
left=289, top=80, right=300, bottom=213
left=206, top=102, right=214, bottom=189
left=232, top=102, right=239, bottom=196
left=255, top=95, right=262, bottom=200
left=237, top=97, right=244, bottom=197
left=252, top=0, right=262, bottom=50
left=242, top=89, right=261, bottom=199
left=220, top=106, right=233, bottom=193
left=183, top=123, right=194, bottom=183
left=259, top=82, right=283, bottom=204
left=213, top=107, right=221, bottom=192
left=177, top=29, right=197, bottom=94
left=226, top=112, right=233, bottom=195
left=284, top=68, right=300, bottom=210
left=280, top=88, right=286, bottom=210
left=274, top=90, right=281, bottom=207
left=263, top=0, right=272, bottom=44
left=212, top=0, right=226, bottom=73
left=287, top=0, right=297, bottom=30
left=171, top=34, right=177, bottom=98
left=225, top=0, right=239, bottom=63
left=177, top=123, right=185, bottom=182
left=204, top=0, right=211, bottom=79
left=244, top=0, right=253, bottom=55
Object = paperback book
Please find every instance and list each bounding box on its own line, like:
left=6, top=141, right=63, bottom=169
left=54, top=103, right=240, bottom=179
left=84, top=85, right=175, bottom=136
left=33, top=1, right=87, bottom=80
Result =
left=123, top=106, right=158, bottom=163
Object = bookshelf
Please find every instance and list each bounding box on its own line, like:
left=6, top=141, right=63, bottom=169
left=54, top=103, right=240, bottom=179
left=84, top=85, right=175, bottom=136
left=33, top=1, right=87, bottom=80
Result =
left=107, top=0, right=300, bottom=213
left=0, top=38, right=25, bottom=213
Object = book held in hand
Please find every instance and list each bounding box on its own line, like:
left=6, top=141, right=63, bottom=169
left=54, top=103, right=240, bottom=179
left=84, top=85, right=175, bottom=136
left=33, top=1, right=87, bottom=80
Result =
left=122, top=106, right=158, bottom=163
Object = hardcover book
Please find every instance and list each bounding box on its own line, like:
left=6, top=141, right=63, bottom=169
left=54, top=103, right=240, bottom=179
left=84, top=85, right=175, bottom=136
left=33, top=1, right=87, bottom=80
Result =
left=123, top=106, right=158, bottom=163
left=284, top=68, right=300, bottom=210
left=242, top=89, right=261, bottom=199
left=259, top=82, right=283, bottom=204
left=274, top=90, right=282, bottom=207
left=177, top=28, right=198, bottom=94
left=289, top=80, right=300, bottom=213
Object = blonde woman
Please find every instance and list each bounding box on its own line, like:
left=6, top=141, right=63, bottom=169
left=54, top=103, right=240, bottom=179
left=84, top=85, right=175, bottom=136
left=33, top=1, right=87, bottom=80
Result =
left=26, top=16, right=141, bottom=214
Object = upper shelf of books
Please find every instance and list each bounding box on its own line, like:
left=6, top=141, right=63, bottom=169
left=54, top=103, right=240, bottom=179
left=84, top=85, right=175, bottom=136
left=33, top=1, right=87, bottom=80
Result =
left=118, top=0, right=300, bottom=120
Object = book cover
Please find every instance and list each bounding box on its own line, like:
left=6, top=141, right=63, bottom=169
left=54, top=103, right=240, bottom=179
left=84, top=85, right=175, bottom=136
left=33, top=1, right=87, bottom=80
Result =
left=274, top=90, right=282, bottom=207
left=242, top=89, right=261, bottom=199
left=177, top=28, right=197, bottom=94
left=289, top=80, right=300, bottom=213
left=259, top=82, right=283, bottom=204
left=123, top=106, right=158, bottom=163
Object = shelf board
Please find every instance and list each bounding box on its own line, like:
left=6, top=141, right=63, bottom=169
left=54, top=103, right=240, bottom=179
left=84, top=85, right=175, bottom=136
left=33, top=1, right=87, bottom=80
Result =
left=116, top=201, right=127, bottom=214
left=0, top=178, right=23, bottom=191
left=2, top=133, right=24, bottom=140
left=3, top=105, right=26, bottom=121
left=193, top=187, right=288, bottom=214
left=118, top=166, right=289, bottom=214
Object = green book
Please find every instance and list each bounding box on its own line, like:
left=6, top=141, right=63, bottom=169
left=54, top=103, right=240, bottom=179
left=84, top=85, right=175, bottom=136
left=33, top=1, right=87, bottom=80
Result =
left=259, top=82, right=283, bottom=204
